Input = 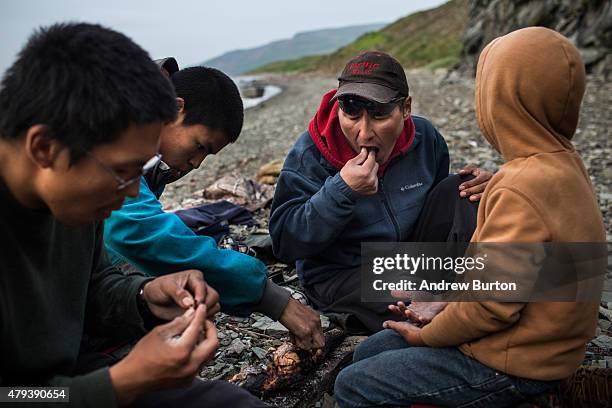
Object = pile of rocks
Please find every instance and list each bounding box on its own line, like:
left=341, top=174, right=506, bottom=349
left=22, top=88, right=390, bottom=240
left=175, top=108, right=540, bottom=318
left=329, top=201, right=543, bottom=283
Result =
left=461, top=0, right=612, bottom=77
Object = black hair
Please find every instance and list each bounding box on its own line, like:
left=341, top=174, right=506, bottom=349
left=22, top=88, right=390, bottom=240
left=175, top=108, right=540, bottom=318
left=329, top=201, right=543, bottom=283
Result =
left=170, top=67, right=244, bottom=143
left=0, top=22, right=177, bottom=162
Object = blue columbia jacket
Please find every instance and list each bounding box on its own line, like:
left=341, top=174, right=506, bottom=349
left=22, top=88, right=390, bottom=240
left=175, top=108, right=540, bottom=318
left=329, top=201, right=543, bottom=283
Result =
left=104, top=175, right=290, bottom=318
left=269, top=115, right=449, bottom=286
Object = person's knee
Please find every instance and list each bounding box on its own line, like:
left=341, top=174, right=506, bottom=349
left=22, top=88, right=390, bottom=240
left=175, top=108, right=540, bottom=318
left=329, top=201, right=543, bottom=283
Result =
left=334, top=365, right=362, bottom=408
left=353, top=337, right=379, bottom=362
left=353, top=329, right=407, bottom=362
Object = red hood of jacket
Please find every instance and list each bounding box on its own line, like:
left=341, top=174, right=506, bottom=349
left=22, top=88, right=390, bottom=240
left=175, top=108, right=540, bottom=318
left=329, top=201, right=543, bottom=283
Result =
left=308, top=89, right=415, bottom=176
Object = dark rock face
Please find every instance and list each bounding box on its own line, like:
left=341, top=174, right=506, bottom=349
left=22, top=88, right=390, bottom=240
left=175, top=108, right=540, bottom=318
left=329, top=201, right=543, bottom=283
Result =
left=462, top=0, right=612, bottom=77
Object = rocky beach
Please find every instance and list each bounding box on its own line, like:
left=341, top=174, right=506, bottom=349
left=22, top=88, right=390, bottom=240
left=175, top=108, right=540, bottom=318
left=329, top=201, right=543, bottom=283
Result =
left=161, top=69, right=611, bottom=236
left=159, top=69, right=612, bottom=407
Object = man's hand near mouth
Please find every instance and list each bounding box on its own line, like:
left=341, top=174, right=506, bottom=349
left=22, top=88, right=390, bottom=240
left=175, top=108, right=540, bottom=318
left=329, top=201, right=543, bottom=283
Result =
left=365, top=146, right=379, bottom=154
left=340, top=147, right=379, bottom=195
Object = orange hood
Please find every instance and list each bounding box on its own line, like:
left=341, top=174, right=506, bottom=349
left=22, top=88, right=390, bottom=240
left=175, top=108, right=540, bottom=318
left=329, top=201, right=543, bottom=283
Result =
left=475, top=27, right=585, bottom=161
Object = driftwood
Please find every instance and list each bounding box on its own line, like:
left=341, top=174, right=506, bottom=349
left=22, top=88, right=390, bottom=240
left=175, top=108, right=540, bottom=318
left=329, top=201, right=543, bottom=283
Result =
left=264, top=335, right=366, bottom=407
left=257, top=159, right=284, bottom=185
left=229, top=328, right=346, bottom=397
left=561, top=366, right=612, bottom=408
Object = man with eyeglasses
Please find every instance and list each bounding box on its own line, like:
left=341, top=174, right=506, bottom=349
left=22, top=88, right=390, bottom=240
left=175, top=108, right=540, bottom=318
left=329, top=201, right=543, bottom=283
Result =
left=0, top=23, right=269, bottom=407
left=87, top=151, right=162, bottom=191
left=269, top=51, right=492, bottom=334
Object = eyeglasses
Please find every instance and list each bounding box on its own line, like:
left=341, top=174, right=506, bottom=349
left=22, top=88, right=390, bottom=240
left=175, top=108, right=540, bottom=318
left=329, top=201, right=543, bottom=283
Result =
left=86, top=151, right=162, bottom=190
left=338, top=96, right=404, bottom=119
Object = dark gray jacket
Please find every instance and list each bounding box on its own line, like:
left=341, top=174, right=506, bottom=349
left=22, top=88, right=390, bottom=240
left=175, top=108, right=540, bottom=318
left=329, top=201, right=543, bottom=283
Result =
left=270, top=116, right=449, bottom=286
left=0, top=180, right=149, bottom=407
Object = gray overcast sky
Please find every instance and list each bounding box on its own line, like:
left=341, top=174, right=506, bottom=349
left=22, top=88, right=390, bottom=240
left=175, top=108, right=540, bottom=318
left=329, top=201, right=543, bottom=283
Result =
left=0, top=0, right=447, bottom=75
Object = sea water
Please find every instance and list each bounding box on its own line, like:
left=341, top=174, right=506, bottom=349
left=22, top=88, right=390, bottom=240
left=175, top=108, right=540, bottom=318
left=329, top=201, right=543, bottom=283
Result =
left=233, top=75, right=282, bottom=109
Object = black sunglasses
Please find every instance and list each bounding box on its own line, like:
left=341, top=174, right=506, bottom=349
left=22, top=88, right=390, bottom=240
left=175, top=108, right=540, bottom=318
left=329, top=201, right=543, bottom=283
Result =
left=338, top=96, right=405, bottom=119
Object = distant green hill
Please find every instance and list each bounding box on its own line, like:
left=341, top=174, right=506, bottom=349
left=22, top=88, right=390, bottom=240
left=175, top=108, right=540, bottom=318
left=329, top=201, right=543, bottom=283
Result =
left=251, top=0, right=468, bottom=74
left=201, top=24, right=386, bottom=75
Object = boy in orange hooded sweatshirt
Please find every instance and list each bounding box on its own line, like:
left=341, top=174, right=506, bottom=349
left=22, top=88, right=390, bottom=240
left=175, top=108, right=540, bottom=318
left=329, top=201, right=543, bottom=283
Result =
left=334, top=27, right=606, bottom=408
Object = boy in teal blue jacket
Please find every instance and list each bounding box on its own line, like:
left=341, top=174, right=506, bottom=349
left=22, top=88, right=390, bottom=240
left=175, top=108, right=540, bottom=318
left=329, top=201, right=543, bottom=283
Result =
left=105, top=62, right=324, bottom=350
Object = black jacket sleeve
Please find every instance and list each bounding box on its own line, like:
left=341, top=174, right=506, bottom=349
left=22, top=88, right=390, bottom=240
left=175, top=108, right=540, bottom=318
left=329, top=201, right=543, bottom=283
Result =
left=84, top=222, right=150, bottom=341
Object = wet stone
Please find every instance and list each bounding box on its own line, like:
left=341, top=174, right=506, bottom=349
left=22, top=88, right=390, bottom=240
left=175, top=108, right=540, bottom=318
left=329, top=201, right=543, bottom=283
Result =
left=252, top=347, right=268, bottom=360
left=227, top=338, right=249, bottom=356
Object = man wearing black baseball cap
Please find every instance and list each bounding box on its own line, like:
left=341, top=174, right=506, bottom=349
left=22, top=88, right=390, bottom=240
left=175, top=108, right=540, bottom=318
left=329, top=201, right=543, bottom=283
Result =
left=331, top=50, right=410, bottom=104
left=269, top=51, right=492, bottom=333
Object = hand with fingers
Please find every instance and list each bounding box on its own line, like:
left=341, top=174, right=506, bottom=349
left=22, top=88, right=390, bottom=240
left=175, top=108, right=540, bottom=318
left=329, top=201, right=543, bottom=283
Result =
left=388, top=300, right=448, bottom=326
left=382, top=319, right=425, bottom=346
left=109, top=304, right=219, bottom=406
left=339, top=147, right=379, bottom=195
left=279, top=298, right=326, bottom=350
left=457, top=164, right=493, bottom=202
left=142, top=269, right=220, bottom=321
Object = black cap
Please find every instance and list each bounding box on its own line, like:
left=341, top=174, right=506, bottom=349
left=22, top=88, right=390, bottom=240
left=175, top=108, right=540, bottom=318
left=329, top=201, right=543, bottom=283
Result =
left=332, top=51, right=409, bottom=103
left=154, top=57, right=179, bottom=77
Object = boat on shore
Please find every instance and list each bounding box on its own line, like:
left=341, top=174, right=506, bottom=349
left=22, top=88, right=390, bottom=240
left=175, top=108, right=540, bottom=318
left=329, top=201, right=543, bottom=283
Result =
left=234, top=76, right=283, bottom=109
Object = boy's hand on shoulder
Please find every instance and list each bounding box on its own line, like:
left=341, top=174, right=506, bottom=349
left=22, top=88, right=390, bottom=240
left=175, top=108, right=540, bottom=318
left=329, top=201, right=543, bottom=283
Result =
left=458, top=164, right=493, bottom=201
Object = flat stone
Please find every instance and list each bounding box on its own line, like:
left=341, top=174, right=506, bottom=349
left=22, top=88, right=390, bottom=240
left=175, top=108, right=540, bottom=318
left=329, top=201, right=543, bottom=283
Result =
left=252, top=315, right=328, bottom=333
left=252, top=316, right=275, bottom=329
left=252, top=346, right=268, bottom=360
left=591, top=335, right=612, bottom=349
left=592, top=360, right=607, bottom=368
left=227, top=338, right=248, bottom=355
left=599, top=193, right=612, bottom=201
left=252, top=317, right=289, bottom=333
left=453, top=130, right=470, bottom=138
left=265, top=321, right=290, bottom=333
left=600, top=306, right=612, bottom=321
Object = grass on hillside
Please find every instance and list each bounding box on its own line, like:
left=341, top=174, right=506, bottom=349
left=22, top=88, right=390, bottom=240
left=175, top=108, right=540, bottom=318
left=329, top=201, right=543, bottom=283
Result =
left=250, top=0, right=467, bottom=75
